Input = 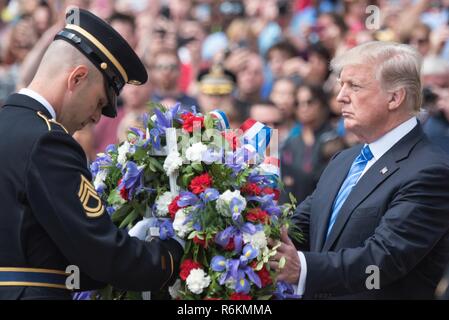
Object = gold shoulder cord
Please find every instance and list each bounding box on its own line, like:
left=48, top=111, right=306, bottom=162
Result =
left=36, top=112, right=68, bottom=134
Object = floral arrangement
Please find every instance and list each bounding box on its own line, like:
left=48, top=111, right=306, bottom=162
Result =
left=89, top=103, right=301, bottom=300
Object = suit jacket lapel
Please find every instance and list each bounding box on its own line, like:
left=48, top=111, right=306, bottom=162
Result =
left=321, top=124, right=425, bottom=252
left=314, top=148, right=359, bottom=252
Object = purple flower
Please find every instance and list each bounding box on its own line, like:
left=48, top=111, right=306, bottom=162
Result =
left=217, top=257, right=261, bottom=293
left=230, top=197, right=245, bottom=222
left=159, top=219, right=175, bottom=240
left=105, top=144, right=117, bottom=154
left=119, top=161, right=144, bottom=199
left=106, top=206, right=116, bottom=216
left=215, top=223, right=256, bottom=254
left=274, top=281, right=301, bottom=300
left=200, top=188, right=219, bottom=203
left=235, top=277, right=251, bottom=294
left=154, top=108, right=171, bottom=129
left=178, top=191, right=200, bottom=207
left=129, top=127, right=145, bottom=142
left=242, top=244, right=258, bottom=261
left=90, top=154, right=112, bottom=176
left=211, top=256, right=227, bottom=272
left=149, top=128, right=162, bottom=150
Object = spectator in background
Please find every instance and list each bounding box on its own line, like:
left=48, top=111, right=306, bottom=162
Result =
left=270, top=77, right=299, bottom=145
left=283, top=42, right=331, bottom=87
left=178, top=19, right=207, bottom=96
left=314, top=12, right=348, bottom=56
left=262, top=39, right=298, bottom=98
left=108, top=11, right=138, bottom=50
left=32, top=0, right=54, bottom=37
left=407, top=22, right=432, bottom=57
left=423, top=87, right=449, bottom=155
left=280, top=84, right=333, bottom=205
left=149, top=49, right=198, bottom=109
left=197, top=65, right=243, bottom=127
left=234, top=51, right=265, bottom=116
left=0, top=15, right=37, bottom=103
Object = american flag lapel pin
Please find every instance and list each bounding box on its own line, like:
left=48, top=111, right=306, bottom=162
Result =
left=380, top=167, right=389, bottom=175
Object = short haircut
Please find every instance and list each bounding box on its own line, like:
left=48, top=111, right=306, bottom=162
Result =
left=108, top=12, right=136, bottom=32
left=331, top=41, right=422, bottom=112
left=266, top=40, right=298, bottom=60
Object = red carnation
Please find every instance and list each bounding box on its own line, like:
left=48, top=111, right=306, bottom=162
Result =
left=189, top=173, right=213, bottom=194
left=179, top=259, right=202, bottom=281
left=193, top=236, right=208, bottom=248
left=241, top=182, right=262, bottom=196
left=262, top=187, right=280, bottom=201
left=168, top=195, right=181, bottom=220
left=181, top=113, right=204, bottom=133
left=229, top=293, right=252, bottom=300
left=118, top=179, right=128, bottom=200
left=256, top=265, right=273, bottom=287
left=246, top=208, right=270, bottom=224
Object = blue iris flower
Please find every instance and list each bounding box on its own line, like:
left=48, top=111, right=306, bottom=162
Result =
left=119, top=161, right=144, bottom=199
left=200, top=188, right=219, bottom=203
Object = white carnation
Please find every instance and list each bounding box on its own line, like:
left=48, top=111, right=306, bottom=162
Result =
left=169, top=279, right=182, bottom=299
left=93, top=170, right=108, bottom=191
left=117, top=141, right=131, bottom=166
left=163, top=151, right=183, bottom=175
left=173, top=209, right=193, bottom=238
left=185, top=142, right=207, bottom=163
left=155, top=192, right=175, bottom=217
left=243, top=230, right=267, bottom=250
left=186, top=268, right=211, bottom=295
left=216, top=190, right=247, bottom=217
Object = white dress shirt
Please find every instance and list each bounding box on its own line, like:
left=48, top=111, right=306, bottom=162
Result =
left=295, top=116, right=418, bottom=297
left=18, top=88, right=56, bottom=119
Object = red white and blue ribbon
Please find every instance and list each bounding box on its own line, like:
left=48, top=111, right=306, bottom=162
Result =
left=240, top=119, right=272, bottom=155
left=210, top=110, right=230, bottom=131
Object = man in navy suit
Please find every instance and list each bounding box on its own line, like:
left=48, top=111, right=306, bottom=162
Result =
left=271, top=41, right=449, bottom=299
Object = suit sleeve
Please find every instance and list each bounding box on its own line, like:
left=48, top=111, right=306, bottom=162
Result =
left=291, top=193, right=312, bottom=251
left=302, top=162, right=449, bottom=297
left=25, top=131, right=183, bottom=291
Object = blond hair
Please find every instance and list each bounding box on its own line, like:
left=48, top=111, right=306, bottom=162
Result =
left=331, top=41, right=423, bottom=112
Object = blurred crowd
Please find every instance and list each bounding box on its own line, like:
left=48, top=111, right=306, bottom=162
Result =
left=1, top=0, right=449, bottom=204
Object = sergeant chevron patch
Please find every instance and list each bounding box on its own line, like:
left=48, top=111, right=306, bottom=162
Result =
left=78, top=175, right=104, bottom=218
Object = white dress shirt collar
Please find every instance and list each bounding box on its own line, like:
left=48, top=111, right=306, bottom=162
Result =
left=368, top=117, right=418, bottom=161
left=18, top=88, right=56, bottom=119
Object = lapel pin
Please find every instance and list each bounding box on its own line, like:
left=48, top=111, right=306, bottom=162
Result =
left=380, top=167, right=389, bottom=175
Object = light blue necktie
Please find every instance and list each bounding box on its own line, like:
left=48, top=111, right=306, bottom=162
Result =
left=326, top=145, right=374, bottom=239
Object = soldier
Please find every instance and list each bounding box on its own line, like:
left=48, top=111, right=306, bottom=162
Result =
left=0, top=8, right=183, bottom=300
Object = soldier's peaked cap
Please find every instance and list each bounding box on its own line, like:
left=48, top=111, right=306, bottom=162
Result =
left=54, top=8, right=148, bottom=118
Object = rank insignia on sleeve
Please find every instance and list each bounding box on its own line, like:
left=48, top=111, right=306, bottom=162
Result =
left=78, top=175, right=104, bottom=218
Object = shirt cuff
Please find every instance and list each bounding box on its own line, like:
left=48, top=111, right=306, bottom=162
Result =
left=296, top=251, right=307, bottom=297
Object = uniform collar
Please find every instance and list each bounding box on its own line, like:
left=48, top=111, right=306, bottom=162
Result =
left=18, top=88, right=56, bottom=119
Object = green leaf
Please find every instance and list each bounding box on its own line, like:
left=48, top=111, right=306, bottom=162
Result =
left=111, top=204, right=132, bottom=224
left=191, top=162, right=203, bottom=173
left=149, top=157, right=164, bottom=172
left=119, top=209, right=139, bottom=229
left=107, top=188, right=126, bottom=206
left=204, top=114, right=215, bottom=130
left=182, top=173, right=195, bottom=188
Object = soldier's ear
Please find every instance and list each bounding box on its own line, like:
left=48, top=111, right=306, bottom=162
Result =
left=67, top=65, right=89, bottom=90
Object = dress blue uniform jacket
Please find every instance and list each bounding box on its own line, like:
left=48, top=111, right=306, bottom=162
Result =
left=292, top=124, right=449, bottom=299
left=0, top=94, right=183, bottom=300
